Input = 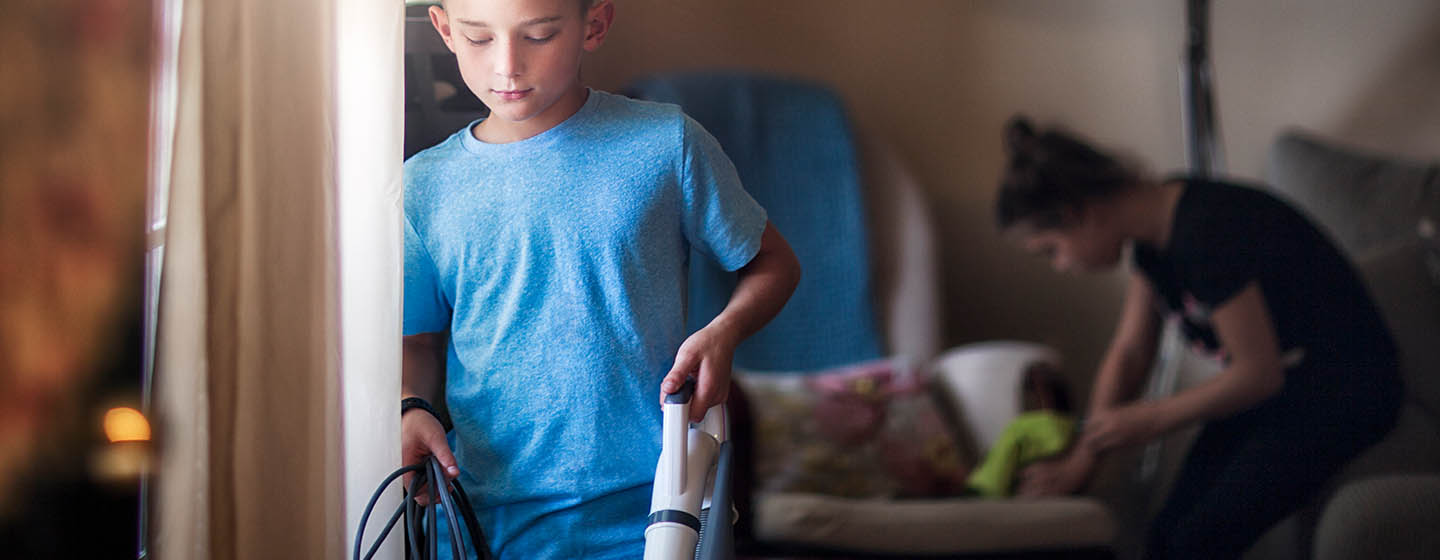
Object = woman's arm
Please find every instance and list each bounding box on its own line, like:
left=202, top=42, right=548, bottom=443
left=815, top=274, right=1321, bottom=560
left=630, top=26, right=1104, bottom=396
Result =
left=1015, top=272, right=1159, bottom=496
left=1088, top=272, right=1163, bottom=415
left=660, top=221, right=802, bottom=421
left=1082, top=281, right=1284, bottom=452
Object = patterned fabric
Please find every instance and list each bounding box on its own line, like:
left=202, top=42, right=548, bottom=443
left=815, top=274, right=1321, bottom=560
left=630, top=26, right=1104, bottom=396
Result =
left=737, top=359, right=971, bottom=499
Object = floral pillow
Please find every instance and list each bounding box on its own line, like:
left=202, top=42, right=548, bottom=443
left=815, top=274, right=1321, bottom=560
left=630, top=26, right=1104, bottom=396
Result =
left=736, top=358, right=972, bottom=499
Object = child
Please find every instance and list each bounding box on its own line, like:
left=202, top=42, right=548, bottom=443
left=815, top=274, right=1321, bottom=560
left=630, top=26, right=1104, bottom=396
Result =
left=995, top=117, right=1400, bottom=559
left=964, top=363, right=1075, bottom=498
left=400, top=1, right=801, bottom=558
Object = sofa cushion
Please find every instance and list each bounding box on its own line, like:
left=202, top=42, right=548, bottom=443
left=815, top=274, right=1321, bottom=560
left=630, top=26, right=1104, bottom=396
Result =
left=752, top=491, right=1115, bottom=554
left=1266, top=130, right=1439, bottom=257
left=1358, top=240, right=1440, bottom=432
left=1422, top=218, right=1440, bottom=290
left=1314, top=475, right=1440, bottom=560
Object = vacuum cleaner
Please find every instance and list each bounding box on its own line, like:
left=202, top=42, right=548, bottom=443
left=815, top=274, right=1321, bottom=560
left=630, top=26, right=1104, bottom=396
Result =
left=353, top=376, right=736, bottom=559
left=352, top=453, right=490, bottom=560
left=645, top=377, right=737, bottom=560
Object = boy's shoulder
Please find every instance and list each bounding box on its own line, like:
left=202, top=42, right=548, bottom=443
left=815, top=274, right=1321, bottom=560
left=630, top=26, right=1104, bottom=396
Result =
left=593, top=89, right=684, bottom=122
left=401, top=91, right=705, bottom=195
left=403, top=127, right=470, bottom=177
left=584, top=90, right=694, bottom=143
left=403, top=91, right=694, bottom=165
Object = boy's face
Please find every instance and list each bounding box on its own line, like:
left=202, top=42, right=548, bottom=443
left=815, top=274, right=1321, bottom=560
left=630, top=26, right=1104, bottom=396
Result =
left=430, top=0, right=610, bottom=126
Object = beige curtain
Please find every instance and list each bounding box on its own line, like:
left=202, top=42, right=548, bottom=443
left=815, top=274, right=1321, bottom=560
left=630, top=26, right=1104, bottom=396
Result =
left=153, top=0, right=403, bottom=557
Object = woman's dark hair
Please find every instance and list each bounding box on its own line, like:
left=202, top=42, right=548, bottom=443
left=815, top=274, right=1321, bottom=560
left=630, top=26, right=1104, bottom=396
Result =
left=995, top=116, right=1142, bottom=231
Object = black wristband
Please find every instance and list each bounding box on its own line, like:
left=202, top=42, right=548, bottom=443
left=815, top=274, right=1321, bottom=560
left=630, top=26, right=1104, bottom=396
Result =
left=401, top=396, right=453, bottom=433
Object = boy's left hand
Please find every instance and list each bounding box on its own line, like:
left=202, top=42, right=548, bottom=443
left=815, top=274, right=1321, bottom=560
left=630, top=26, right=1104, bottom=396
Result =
left=661, top=326, right=738, bottom=422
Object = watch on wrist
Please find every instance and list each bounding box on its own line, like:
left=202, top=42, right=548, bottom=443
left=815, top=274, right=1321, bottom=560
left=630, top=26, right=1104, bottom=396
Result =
left=401, top=396, right=453, bottom=432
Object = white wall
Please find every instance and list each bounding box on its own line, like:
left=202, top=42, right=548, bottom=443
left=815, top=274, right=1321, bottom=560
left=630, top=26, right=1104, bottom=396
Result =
left=338, top=1, right=405, bottom=557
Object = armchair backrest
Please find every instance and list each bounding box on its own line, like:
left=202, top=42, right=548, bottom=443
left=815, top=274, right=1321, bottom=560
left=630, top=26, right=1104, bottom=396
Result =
left=628, top=72, right=890, bottom=372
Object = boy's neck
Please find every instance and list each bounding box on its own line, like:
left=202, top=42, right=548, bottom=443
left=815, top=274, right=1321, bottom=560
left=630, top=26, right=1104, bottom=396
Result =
left=471, top=85, right=590, bottom=144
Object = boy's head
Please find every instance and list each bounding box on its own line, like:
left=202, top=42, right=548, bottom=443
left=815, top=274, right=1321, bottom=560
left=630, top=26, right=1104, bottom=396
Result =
left=428, top=0, right=613, bottom=125
left=1019, top=362, right=1072, bottom=414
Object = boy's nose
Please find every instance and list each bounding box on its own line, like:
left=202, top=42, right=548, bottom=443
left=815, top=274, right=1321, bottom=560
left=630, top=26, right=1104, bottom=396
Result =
left=493, top=42, right=523, bottom=78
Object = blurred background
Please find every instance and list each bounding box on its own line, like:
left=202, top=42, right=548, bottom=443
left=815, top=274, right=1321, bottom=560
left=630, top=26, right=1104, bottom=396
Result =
left=0, top=0, right=150, bottom=556
left=2, top=0, right=1437, bottom=558
left=582, top=0, right=1440, bottom=396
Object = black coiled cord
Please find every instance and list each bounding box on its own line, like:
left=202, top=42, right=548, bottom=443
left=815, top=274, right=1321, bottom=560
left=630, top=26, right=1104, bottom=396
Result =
left=353, top=456, right=491, bottom=560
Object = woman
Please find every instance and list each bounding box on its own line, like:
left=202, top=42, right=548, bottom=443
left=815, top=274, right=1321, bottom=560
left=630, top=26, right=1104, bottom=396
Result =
left=995, top=117, right=1400, bottom=558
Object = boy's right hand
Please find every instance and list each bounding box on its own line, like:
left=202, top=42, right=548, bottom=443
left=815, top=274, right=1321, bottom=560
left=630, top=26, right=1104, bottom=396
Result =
left=401, top=406, right=461, bottom=505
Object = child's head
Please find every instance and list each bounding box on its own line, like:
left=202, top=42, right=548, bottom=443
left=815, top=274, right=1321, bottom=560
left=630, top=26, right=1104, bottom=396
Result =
left=1019, top=362, right=1072, bottom=414
left=996, top=116, right=1144, bottom=273
left=428, top=0, right=612, bottom=125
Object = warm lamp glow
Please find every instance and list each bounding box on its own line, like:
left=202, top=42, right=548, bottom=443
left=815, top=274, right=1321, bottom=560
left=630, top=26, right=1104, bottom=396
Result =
left=103, top=407, right=151, bottom=443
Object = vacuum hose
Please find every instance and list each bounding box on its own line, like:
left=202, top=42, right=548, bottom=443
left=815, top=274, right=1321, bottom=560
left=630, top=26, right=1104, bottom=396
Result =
left=353, top=455, right=491, bottom=560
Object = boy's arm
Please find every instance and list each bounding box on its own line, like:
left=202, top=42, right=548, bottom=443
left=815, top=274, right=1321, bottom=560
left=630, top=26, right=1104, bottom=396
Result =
left=661, top=221, right=801, bottom=421
left=402, top=332, right=460, bottom=484
left=402, top=332, right=446, bottom=403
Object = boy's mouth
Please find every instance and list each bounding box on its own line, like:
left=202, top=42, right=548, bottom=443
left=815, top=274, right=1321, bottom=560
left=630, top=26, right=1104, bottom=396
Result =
left=492, top=88, right=532, bottom=101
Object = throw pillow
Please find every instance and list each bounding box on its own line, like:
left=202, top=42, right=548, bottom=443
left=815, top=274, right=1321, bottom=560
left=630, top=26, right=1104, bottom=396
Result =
left=736, top=358, right=972, bottom=499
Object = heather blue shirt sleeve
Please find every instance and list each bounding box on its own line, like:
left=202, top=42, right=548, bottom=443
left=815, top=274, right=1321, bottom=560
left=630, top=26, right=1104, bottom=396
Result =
left=403, top=215, right=451, bottom=335
left=679, top=116, right=768, bottom=271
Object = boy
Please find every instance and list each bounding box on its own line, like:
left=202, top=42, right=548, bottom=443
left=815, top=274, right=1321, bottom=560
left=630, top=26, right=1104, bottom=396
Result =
left=401, top=0, right=802, bottom=558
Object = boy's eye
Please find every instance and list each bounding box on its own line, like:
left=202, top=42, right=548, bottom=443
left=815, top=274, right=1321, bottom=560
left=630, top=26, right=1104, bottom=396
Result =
left=464, top=36, right=493, bottom=46
left=525, top=32, right=557, bottom=43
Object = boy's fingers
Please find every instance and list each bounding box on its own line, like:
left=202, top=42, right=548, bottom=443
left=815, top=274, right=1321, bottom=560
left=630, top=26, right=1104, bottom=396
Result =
left=425, top=434, right=461, bottom=479
left=660, top=368, right=687, bottom=395
left=691, top=359, right=729, bottom=422
left=660, top=352, right=698, bottom=402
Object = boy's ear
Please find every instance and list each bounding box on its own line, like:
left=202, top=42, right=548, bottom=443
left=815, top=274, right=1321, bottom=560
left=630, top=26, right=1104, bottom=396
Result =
left=429, top=5, right=457, bottom=53
left=582, top=0, right=615, bottom=52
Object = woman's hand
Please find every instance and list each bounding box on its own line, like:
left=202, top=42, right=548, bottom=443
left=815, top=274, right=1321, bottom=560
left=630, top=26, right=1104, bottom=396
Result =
left=660, top=326, right=739, bottom=422
left=1017, top=447, right=1096, bottom=497
left=1083, top=402, right=1164, bottom=453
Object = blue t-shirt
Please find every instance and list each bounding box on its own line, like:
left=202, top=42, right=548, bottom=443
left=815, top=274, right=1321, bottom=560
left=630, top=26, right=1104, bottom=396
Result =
left=403, top=89, right=767, bottom=558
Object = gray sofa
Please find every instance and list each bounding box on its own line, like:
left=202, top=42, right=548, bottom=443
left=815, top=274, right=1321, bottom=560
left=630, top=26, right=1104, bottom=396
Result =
left=1089, top=130, right=1440, bottom=560
left=1252, top=130, right=1440, bottom=559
